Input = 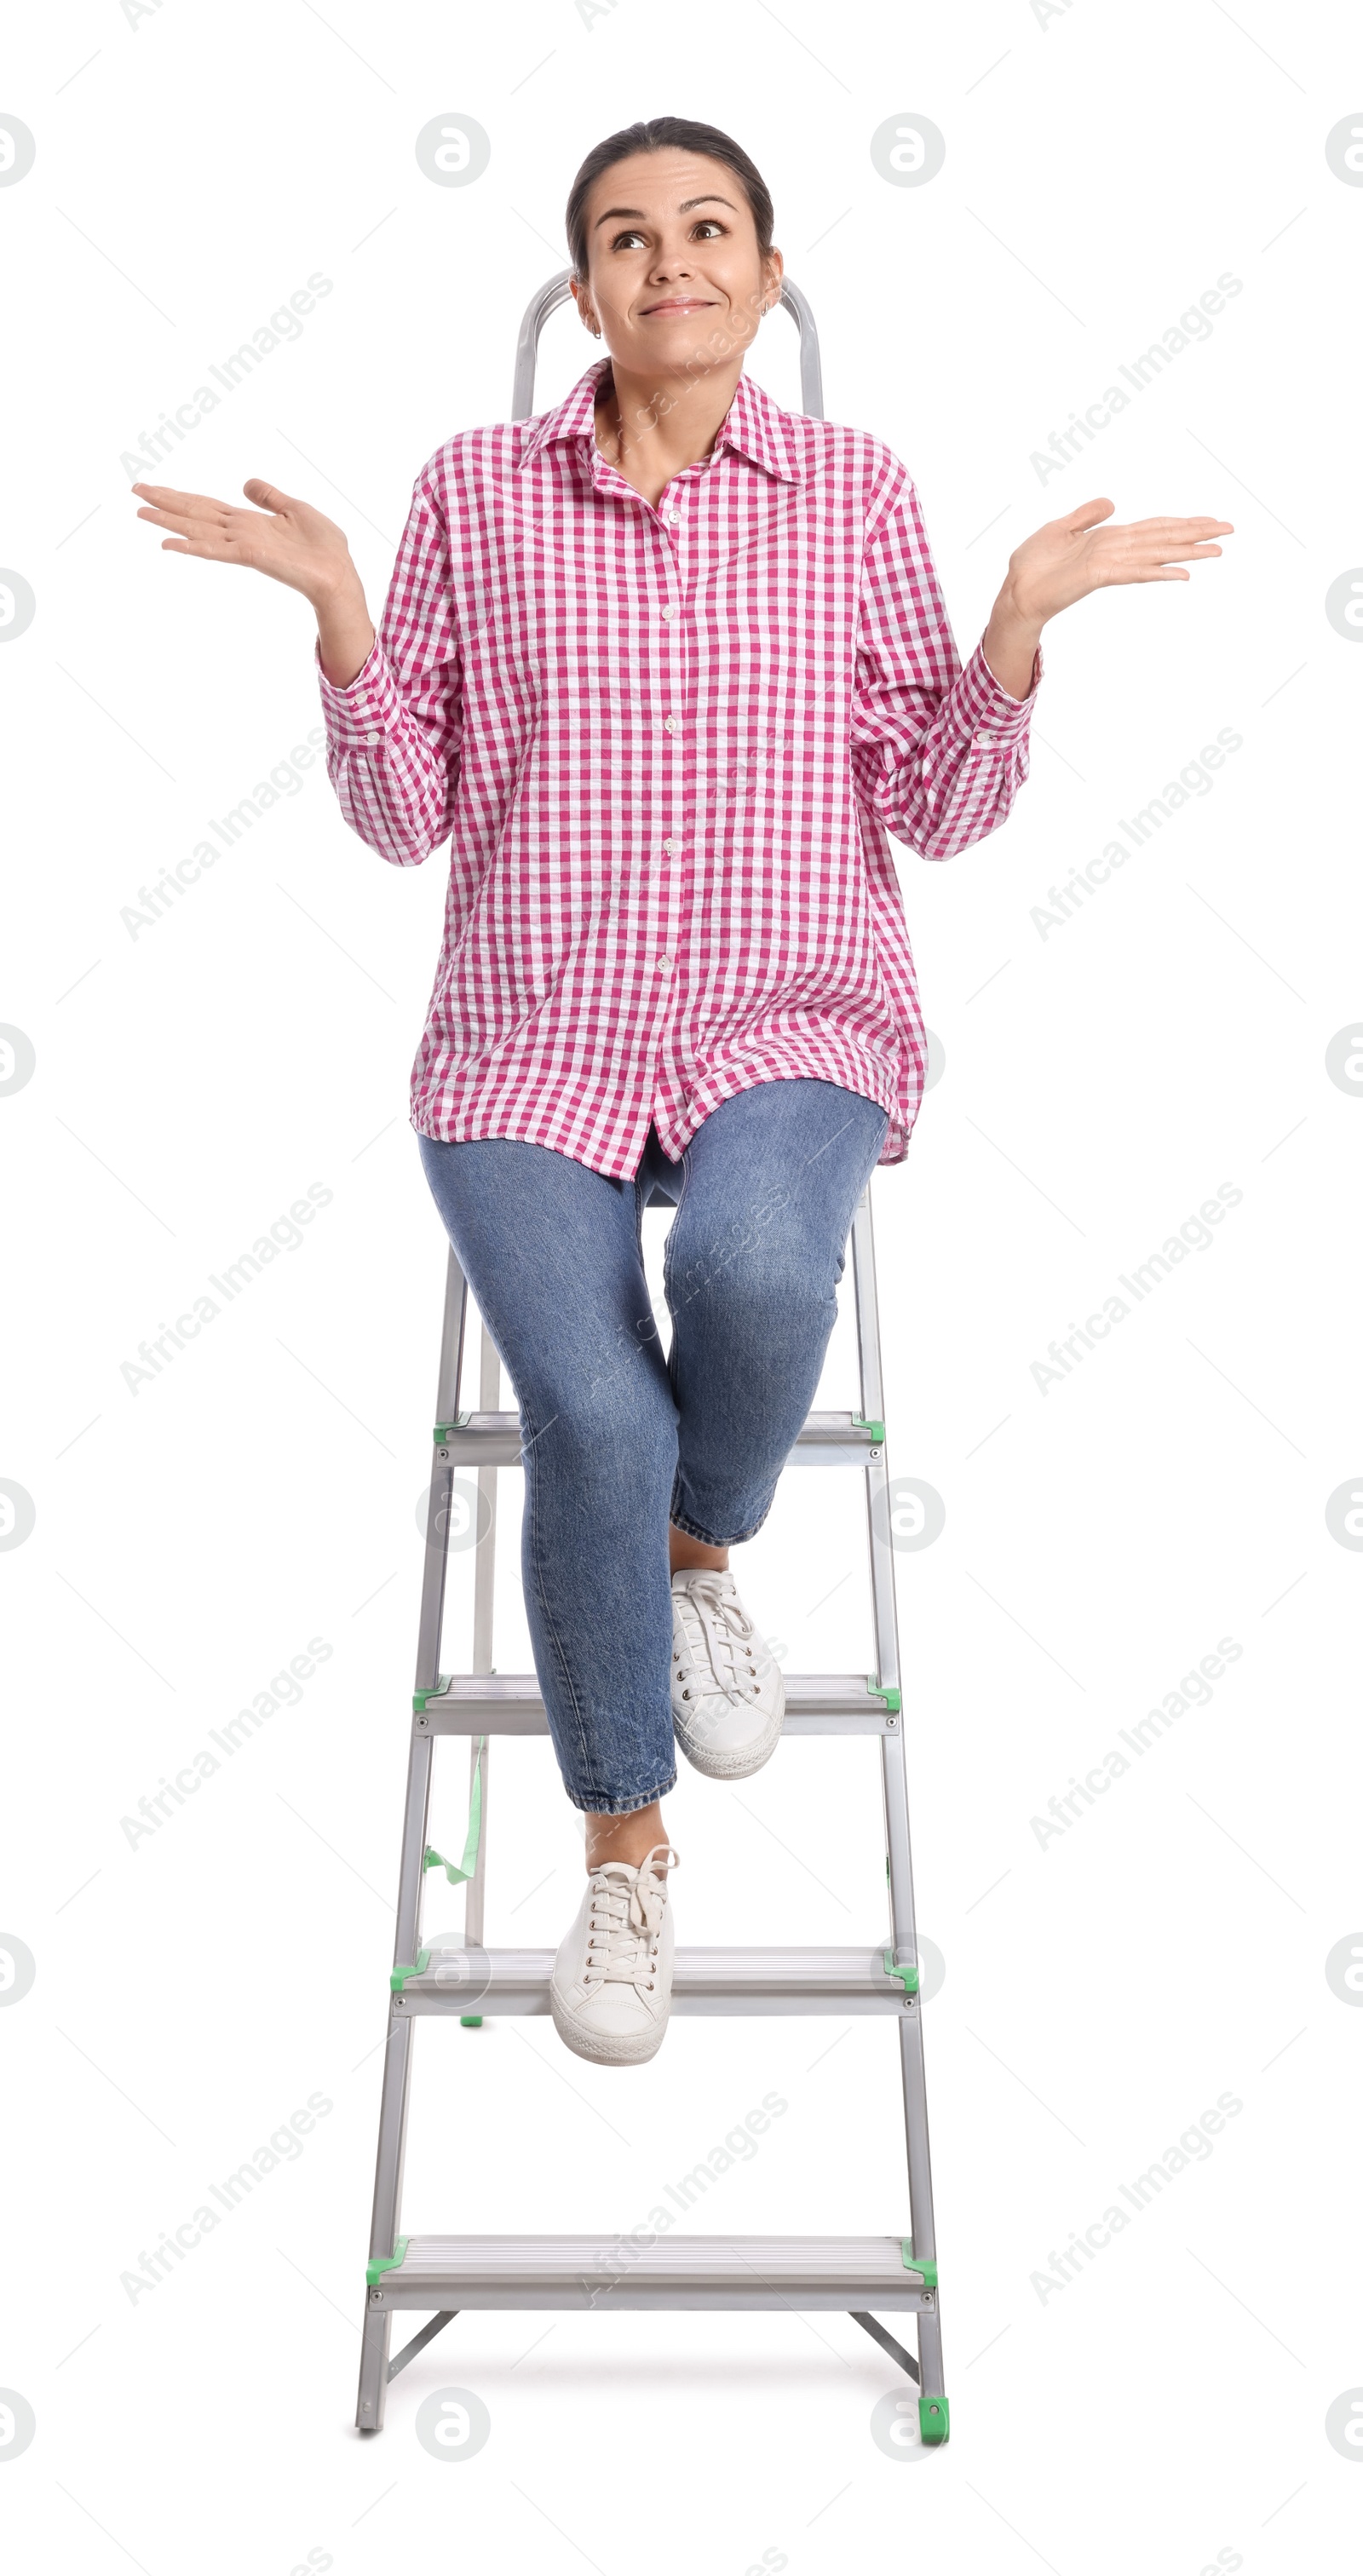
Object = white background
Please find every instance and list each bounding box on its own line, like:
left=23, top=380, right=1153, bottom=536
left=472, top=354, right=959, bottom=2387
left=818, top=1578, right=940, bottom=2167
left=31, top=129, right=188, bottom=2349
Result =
left=2, top=2, right=1360, bottom=2569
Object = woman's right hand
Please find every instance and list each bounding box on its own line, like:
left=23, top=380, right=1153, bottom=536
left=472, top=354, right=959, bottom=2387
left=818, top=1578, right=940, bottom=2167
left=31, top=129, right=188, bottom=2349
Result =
left=132, top=477, right=377, bottom=687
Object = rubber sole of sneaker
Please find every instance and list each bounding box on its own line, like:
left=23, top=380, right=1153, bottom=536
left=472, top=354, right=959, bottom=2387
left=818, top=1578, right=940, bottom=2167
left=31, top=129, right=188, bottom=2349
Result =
left=549, top=1985, right=672, bottom=2066
left=673, top=1694, right=785, bottom=1781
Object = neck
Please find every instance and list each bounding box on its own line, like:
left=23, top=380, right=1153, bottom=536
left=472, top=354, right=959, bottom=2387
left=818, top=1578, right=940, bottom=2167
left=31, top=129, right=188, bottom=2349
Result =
left=595, top=351, right=743, bottom=480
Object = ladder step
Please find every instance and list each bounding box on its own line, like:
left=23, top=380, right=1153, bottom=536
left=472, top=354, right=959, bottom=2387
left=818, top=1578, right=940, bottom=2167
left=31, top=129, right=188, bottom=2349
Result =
left=434, top=1408, right=883, bottom=1464
left=416, top=1671, right=900, bottom=1733
left=395, top=1943, right=912, bottom=2015
left=369, top=2234, right=932, bottom=2311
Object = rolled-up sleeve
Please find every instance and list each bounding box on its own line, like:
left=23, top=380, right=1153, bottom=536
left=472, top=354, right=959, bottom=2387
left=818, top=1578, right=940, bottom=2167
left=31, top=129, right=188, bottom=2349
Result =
left=316, top=474, right=463, bottom=867
left=851, top=471, right=1041, bottom=861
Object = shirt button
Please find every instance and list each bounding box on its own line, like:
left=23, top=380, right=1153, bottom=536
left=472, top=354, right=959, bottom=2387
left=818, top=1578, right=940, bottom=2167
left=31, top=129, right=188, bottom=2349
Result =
left=365, top=731, right=381, bottom=745
left=656, top=953, right=672, bottom=972
left=662, top=839, right=676, bottom=855
left=663, top=716, right=678, bottom=733
left=972, top=732, right=998, bottom=749
left=661, top=608, right=674, bottom=622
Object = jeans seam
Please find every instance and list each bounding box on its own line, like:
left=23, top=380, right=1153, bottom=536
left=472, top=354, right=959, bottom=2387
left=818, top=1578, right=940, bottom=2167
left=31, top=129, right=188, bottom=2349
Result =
left=662, top=1132, right=692, bottom=1302
left=519, top=1388, right=596, bottom=1803
left=661, top=1135, right=692, bottom=1425
left=633, top=1164, right=647, bottom=1270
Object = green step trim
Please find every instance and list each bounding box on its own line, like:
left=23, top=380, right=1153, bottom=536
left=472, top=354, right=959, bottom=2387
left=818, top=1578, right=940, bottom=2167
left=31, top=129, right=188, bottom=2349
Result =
left=413, top=1675, right=453, bottom=1714
left=866, top=1676, right=902, bottom=1714
left=365, top=2236, right=409, bottom=2287
left=883, top=1947, right=920, bottom=1996
left=850, top=1416, right=885, bottom=1442
left=432, top=1414, right=472, bottom=1442
left=901, top=2238, right=938, bottom=2290
left=389, top=1950, right=431, bottom=1992
left=918, top=2394, right=949, bottom=2445
left=460, top=2015, right=483, bottom=2027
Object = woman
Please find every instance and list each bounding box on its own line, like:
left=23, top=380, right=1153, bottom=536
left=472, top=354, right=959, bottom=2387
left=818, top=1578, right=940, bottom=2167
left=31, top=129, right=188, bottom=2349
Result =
left=134, top=117, right=1231, bottom=2069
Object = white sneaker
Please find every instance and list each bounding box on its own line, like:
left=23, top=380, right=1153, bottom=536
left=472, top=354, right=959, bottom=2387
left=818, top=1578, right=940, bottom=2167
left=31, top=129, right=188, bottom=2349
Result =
left=549, top=1845, right=679, bottom=2066
left=670, top=1567, right=785, bottom=1780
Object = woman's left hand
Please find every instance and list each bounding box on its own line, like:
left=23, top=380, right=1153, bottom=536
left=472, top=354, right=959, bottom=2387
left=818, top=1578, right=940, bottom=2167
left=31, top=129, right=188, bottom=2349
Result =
left=981, top=497, right=1234, bottom=697
left=1004, top=496, right=1234, bottom=624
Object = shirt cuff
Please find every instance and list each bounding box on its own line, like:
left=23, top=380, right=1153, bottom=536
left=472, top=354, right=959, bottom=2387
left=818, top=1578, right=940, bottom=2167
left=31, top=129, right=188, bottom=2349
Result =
left=314, top=633, right=402, bottom=746
left=953, top=635, right=1044, bottom=745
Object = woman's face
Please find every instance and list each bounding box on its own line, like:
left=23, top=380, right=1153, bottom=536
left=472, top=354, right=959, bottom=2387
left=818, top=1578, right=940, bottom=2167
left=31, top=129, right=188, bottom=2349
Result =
left=572, top=148, right=782, bottom=380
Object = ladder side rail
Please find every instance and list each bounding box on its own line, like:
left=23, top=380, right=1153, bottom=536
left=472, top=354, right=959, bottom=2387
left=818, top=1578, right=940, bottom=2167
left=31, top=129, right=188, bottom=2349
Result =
left=849, top=1191, right=900, bottom=1699
left=914, top=2295, right=946, bottom=2407
left=357, top=2307, right=391, bottom=2432
left=415, top=1253, right=470, bottom=1693
left=850, top=1187, right=922, bottom=1997
left=365, top=2002, right=417, bottom=2269
left=850, top=1185, right=946, bottom=2369
left=777, top=274, right=825, bottom=417
left=400, top=1253, right=469, bottom=1956
left=512, top=272, right=572, bottom=419
left=463, top=1325, right=501, bottom=1947
left=885, top=1751, right=936, bottom=2273
left=435, top=1242, right=470, bottom=1423
left=360, top=1219, right=472, bottom=2429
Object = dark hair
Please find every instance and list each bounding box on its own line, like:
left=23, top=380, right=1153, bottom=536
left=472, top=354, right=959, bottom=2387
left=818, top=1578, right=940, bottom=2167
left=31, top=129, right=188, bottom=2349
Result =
left=566, top=118, right=774, bottom=283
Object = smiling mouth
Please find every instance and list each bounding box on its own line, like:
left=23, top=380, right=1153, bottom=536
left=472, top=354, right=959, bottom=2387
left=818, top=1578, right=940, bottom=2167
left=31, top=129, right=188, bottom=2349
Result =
left=642, top=298, right=717, bottom=315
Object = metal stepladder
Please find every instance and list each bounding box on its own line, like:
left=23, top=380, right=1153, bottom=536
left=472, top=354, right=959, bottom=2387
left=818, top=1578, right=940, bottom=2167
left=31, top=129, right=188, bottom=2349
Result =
left=354, top=271, right=947, bottom=2445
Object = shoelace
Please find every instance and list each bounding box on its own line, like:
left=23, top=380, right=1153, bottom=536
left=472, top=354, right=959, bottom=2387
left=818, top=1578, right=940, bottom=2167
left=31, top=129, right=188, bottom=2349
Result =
left=674, top=1571, right=762, bottom=1705
left=583, top=1847, right=678, bottom=1989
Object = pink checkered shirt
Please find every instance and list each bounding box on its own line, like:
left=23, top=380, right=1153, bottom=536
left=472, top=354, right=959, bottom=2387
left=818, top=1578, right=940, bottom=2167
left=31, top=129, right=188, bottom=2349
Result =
left=317, top=355, right=1040, bottom=1179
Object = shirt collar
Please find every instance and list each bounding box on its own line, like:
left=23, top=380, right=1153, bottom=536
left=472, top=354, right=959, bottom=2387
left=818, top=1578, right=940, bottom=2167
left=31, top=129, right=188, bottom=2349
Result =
left=516, top=354, right=808, bottom=485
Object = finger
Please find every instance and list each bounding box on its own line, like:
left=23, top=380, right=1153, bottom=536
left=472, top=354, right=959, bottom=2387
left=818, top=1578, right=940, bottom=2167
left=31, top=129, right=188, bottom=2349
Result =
left=158, top=537, right=246, bottom=562
left=1134, top=542, right=1225, bottom=564
left=1122, top=515, right=1234, bottom=538
left=242, top=478, right=300, bottom=514
left=1108, top=566, right=1194, bottom=584
left=152, top=519, right=260, bottom=561
left=1061, top=497, right=1117, bottom=530
left=131, top=482, right=237, bottom=522
left=135, top=505, right=229, bottom=536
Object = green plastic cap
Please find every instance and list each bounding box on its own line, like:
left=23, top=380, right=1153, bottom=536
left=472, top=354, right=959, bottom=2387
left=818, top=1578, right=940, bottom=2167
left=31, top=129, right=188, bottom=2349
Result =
left=918, top=2394, right=949, bottom=2445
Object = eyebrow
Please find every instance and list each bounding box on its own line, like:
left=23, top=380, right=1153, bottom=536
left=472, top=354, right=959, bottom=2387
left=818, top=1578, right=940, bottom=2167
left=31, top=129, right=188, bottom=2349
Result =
left=592, top=195, right=738, bottom=231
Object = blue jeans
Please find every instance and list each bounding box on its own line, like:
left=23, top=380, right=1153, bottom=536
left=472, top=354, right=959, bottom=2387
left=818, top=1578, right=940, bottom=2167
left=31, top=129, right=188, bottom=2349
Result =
left=417, top=1078, right=889, bottom=1814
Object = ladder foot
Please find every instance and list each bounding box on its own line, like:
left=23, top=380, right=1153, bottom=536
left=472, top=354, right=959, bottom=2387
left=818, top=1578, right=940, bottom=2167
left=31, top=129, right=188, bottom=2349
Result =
left=918, top=2394, right=949, bottom=2446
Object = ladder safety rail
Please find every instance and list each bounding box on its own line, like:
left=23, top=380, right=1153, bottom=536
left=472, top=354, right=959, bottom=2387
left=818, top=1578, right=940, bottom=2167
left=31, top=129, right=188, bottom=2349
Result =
left=356, top=274, right=946, bottom=2449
